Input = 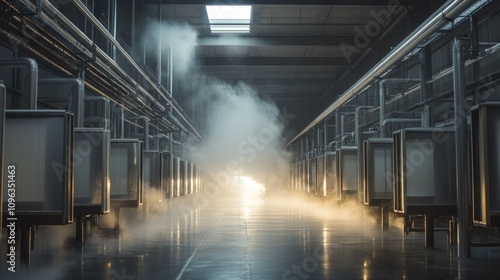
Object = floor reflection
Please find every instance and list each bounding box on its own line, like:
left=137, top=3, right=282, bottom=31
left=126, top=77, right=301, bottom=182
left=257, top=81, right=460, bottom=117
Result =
left=1, top=186, right=500, bottom=279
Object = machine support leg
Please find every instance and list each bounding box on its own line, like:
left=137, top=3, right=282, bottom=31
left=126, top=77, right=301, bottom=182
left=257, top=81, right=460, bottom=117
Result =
left=76, top=214, right=84, bottom=245
left=114, top=208, right=120, bottom=232
left=381, top=206, right=389, bottom=231
left=425, top=215, right=435, bottom=249
left=30, top=226, right=36, bottom=250
left=449, top=217, right=458, bottom=245
left=92, top=215, right=99, bottom=227
left=20, top=226, right=32, bottom=266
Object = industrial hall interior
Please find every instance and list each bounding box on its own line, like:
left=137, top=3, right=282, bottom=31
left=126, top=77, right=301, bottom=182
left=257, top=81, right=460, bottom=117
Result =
left=1, top=0, right=500, bottom=279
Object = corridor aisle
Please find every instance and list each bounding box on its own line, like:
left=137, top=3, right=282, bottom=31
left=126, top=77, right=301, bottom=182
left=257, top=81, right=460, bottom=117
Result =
left=2, top=179, right=500, bottom=279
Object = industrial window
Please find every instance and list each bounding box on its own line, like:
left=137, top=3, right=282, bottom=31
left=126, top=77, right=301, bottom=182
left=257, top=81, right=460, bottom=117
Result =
left=206, top=6, right=252, bottom=34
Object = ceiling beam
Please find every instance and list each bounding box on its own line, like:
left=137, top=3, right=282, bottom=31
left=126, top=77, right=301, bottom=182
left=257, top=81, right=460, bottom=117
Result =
left=197, top=57, right=349, bottom=66
left=142, top=0, right=391, bottom=5
left=198, top=35, right=352, bottom=46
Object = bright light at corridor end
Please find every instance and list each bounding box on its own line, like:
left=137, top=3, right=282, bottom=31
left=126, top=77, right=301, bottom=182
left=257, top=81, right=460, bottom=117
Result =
left=206, top=5, right=252, bottom=33
left=233, top=175, right=266, bottom=197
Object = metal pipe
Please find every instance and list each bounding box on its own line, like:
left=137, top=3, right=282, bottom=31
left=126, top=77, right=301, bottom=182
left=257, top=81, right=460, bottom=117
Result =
left=43, top=0, right=202, bottom=141
left=40, top=2, right=153, bottom=103
left=341, top=134, right=352, bottom=145
left=355, top=105, right=371, bottom=203
left=363, top=130, right=377, bottom=135
left=157, top=1, right=162, bottom=84
left=288, top=0, right=475, bottom=145
left=341, top=113, right=354, bottom=146
left=341, top=115, right=346, bottom=146
left=323, top=119, right=328, bottom=153
left=0, top=58, right=38, bottom=109
left=316, top=126, right=322, bottom=154
left=38, top=78, right=85, bottom=127
left=130, top=116, right=150, bottom=150
left=155, top=133, right=182, bottom=148
left=327, top=140, right=336, bottom=150
left=381, top=118, right=421, bottom=127
left=169, top=43, right=174, bottom=97
left=84, top=96, right=111, bottom=130
left=335, top=110, right=341, bottom=149
left=355, top=106, right=372, bottom=146
left=117, top=106, right=124, bottom=138
left=111, top=0, right=117, bottom=60
left=131, top=0, right=136, bottom=53
left=453, top=38, right=471, bottom=259
left=379, top=79, right=420, bottom=137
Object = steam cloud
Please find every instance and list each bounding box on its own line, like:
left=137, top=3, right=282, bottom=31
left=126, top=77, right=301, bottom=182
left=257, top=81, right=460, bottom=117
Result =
left=144, top=20, right=290, bottom=189
left=143, top=21, right=198, bottom=76
left=191, top=77, right=290, bottom=189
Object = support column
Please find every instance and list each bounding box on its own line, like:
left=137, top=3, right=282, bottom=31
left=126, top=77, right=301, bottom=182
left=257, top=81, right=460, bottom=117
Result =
left=335, top=110, right=341, bottom=149
left=419, top=46, right=432, bottom=127
left=355, top=106, right=371, bottom=203
left=379, top=81, right=385, bottom=137
left=453, top=38, right=471, bottom=259
left=157, top=1, right=162, bottom=85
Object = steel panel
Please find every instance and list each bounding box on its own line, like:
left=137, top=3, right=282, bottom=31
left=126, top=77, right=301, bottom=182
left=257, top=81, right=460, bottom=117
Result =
left=144, top=151, right=163, bottom=202
left=393, top=128, right=456, bottom=215
left=3, top=110, right=74, bottom=225
left=110, top=139, right=144, bottom=207
left=337, top=147, right=357, bottom=200
left=363, top=138, right=392, bottom=206
left=162, top=152, right=172, bottom=198
left=471, top=103, right=500, bottom=227
left=309, top=157, right=317, bottom=194
left=74, top=128, right=110, bottom=214
left=316, top=155, right=325, bottom=196
left=173, top=157, right=180, bottom=197
left=325, top=152, right=337, bottom=198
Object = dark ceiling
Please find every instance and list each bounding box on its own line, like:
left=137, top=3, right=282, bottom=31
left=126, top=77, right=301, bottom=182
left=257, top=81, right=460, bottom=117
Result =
left=134, top=0, right=446, bottom=133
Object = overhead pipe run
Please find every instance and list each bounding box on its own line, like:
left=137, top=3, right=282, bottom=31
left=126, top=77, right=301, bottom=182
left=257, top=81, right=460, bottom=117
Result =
left=381, top=118, right=422, bottom=127
left=355, top=106, right=372, bottom=146
left=38, top=78, right=85, bottom=127
left=39, top=0, right=202, bottom=141
left=340, top=113, right=354, bottom=147
left=0, top=58, right=38, bottom=109
left=130, top=116, right=150, bottom=150
left=327, top=140, right=337, bottom=151
left=341, top=134, right=353, bottom=146
left=380, top=118, right=422, bottom=137
left=68, top=0, right=202, bottom=139
left=288, top=0, right=476, bottom=146
left=379, top=79, right=420, bottom=137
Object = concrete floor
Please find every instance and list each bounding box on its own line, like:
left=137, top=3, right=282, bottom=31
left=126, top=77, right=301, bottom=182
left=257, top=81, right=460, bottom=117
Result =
left=2, top=181, right=500, bottom=279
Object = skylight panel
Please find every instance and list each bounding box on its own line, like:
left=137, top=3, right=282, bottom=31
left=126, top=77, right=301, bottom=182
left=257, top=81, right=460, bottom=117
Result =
left=206, top=6, right=252, bottom=34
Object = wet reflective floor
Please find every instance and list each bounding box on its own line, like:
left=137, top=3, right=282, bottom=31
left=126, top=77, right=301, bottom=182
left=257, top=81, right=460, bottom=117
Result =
left=2, top=182, right=500, bottom=279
